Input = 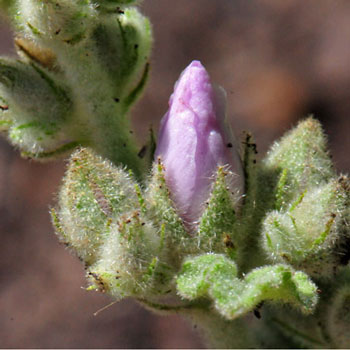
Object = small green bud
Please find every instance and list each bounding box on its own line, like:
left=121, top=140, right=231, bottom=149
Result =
left=16, top=1, right=151, bottom=111
left=0, top=58, right=74, bottom=156
left=262, top=176, right=350, bottom=277
left=264, top=117, right=335, bottom=209
left=90, top=7, right=152, bottom=106
left=54, top=148, right=139, bottom=266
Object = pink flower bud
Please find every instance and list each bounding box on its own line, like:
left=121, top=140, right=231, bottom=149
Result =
left=155, top=61, right=244, bottom=224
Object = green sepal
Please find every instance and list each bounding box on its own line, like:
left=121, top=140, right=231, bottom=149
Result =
left=197, top=166, right=238, bottom=258
left=145, top=160, right=190, bottom=267
left=54, top=147, right=139, bottom=266
left=86, top=209, right=172, bottom=299
left=177, top=254, right=318, bottom=320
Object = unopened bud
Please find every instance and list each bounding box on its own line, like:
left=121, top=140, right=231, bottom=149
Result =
left=54, top=148, right=139, bottom=266
left=0, top=58, right=73, bottom=156
left=262, top=176, right=350, bottom=277
left=155, top=61, right=243, bottom=224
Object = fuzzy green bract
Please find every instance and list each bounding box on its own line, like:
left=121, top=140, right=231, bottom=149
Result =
left=197, top=167, right=238, bottom=258
left=54, top=148, right=139, bottom=265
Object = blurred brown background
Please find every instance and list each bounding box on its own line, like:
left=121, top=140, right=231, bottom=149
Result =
left=1, top=0, right=350, bottom=348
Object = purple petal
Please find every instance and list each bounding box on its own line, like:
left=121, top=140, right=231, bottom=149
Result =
left=155, top=60, right=243, bottom=224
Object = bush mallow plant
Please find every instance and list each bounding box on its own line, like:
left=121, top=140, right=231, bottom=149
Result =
left=1, top=1, right=350, bottom=348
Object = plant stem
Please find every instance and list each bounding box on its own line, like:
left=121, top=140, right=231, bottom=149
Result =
left=90, top=115, right=145, bottom=180
left=183, top=308, right=255, bottom=349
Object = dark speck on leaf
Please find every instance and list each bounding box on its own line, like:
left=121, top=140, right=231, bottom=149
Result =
left=138, top=145, right=147, bottom=158
left=254, top=309, right=262, bottom=319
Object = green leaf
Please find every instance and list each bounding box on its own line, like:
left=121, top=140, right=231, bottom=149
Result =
left=177, top=254, right=239, bottom=299
left=177, top=254, right=318, bottom=320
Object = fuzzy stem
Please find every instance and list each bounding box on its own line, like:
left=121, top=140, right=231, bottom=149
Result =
left=139, top=298, right=254, bottom=348
left=89, top=114, right=145, bottom=180
left=184, top=308, right=254, bottom=349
